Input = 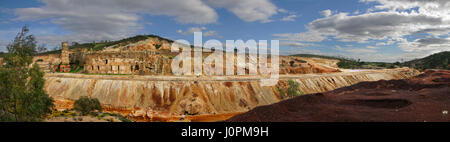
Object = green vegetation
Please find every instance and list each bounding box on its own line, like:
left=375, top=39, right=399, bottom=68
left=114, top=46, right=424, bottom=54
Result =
left=154, top=44, right=162, bottom=49
left=73, top=96, right=102, bottom=115
left=336, top=59, right=400, bottom=69
left=69, top=60, right=83, bottom=73
left=403, top=51, right=450, bottom=70
left=69, top=66, right=84, bottom=73
left=279, top=79, right=304, bottom=99
left=0, top=26, right=54, bottom=122
left=49, top=109, right=133, bottom=122
left=0, top=52, right=6, bottom=58
left=97, top=112, right=132, bottom=122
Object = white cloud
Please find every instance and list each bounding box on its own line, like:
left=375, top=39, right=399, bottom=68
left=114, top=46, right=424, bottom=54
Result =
left=206, top=0, right=278, bottom=23
left=177, top=27, right=219, bottom=37
left=279, top=41, right=319, bottom=48
left=278, top=8, right=288, bottom=13
left=333, top=45, right=378, bottom=53
left=13, top=0, right=219, bottom=44
left=320, top=9, right=332, bottom=17
left=281, top=14, right=297, bottom=21
left=366, top=46, right=381, bottom=49
left=307, top=11, right=445, bottom=42
left=274, top=0, right=450, bottom=56
left=345, top=48, right=377, bottom=53
left=13, top=0, right=279, bottom=45
left=280, top=47, right=322, bottom=56
left=334, top=45, right=344, bottom=50
left=273, top=31, right=328, bottom=42
left=399, top=37, right=450, bottom=52
left=0, top=40, right=9, bottom=52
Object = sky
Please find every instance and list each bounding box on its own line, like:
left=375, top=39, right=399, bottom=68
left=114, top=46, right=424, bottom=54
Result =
left=0, top=0, right=449, bottom=62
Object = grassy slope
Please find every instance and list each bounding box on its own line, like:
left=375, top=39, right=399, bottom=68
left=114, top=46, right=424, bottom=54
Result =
left=403, top=51, right=450, bottom=70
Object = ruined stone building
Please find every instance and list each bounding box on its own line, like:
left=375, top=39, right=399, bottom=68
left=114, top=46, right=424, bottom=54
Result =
left=83, top=51, right=172, bottom=75
left=31, top=35, right=340, bottom=75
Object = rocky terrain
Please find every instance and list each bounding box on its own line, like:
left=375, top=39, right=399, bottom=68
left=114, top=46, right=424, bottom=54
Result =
left=29, top=35, right=432, bottom=122
left=43, top=68, right=419, bottom=122
left=227, top=70, right=450, bottom=122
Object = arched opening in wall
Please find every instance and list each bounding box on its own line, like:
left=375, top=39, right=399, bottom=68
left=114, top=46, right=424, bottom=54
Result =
left=135, top=65, right=139, bottom=71
left=106, top=59, right=108, bottom=64
left=91, top=66, right=93, bottom=70
left=118, top=66, right=120, bottom=71
left=97, top=66, right=100, bottom=71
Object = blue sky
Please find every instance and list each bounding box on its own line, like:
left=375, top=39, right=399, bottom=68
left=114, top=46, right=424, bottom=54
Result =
left=1, top=0, right=449, bottom=62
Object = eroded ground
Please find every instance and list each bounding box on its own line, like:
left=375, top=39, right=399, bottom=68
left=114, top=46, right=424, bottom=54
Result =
left=47, top=68, right=420, bottom=122
left=227, top=70, right=450, bottom=122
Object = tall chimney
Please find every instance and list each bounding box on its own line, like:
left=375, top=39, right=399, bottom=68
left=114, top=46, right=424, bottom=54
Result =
left=61, top=42, right=70, bottom=65
left=60, top=42, right=71, bottom=72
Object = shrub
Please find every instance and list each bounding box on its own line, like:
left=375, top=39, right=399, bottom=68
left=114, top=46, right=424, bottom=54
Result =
left=73, top=96, right=102, bottom=115
left=279, top=79, right=304, bottom=99
left=154, top=44, right=162, bottom=49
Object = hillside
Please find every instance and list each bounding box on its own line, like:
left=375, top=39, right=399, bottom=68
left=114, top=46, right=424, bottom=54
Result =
left=38, top=35, right=173, bottom=55
left=403, top=51, right=450, bottom=70
left=292, top=54, right=400, bottom=69
left=294, top=51, right=450, bottom=70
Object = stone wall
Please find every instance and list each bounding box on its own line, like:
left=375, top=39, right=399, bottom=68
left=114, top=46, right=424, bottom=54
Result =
left=33, top=54, right=62, bottom=72
left=84, top=51, right=172, bottom=75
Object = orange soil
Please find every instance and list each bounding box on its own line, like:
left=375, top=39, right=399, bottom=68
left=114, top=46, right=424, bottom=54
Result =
left=54, top=99, right=242, bottom=122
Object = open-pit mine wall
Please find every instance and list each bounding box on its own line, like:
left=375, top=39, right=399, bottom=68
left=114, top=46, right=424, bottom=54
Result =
left=43, top=68, right=420, bottom=120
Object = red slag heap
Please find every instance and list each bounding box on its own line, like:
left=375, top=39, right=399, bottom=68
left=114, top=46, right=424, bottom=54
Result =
left=227, top=70, right=450, bottom=122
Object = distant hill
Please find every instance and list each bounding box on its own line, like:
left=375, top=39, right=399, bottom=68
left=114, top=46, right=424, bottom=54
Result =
left=292, top=54, right=399, bottom=69
left=403, top=51, right=450, bottom=70
left=293, top=52, right=450, bottom=70
left=38, top=35, right=172, bottom=55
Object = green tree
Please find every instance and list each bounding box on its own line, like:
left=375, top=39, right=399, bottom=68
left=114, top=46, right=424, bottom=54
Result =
left=442, top=58, right=448, bottom=69
left=279, top=79, right=304, bottom=99
left=0, top=26, right=54, bottom=122
left=73, top=96, right=102, bottom=115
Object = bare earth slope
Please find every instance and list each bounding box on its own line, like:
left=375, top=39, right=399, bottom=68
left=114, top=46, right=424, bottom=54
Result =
left=44, top=68, right=419, bottom=121
left=227, top=70, right=450, bottom=122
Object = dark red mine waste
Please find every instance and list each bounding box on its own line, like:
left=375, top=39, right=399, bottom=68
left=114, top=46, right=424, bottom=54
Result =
left=227, top=70, right=450, bottom=122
